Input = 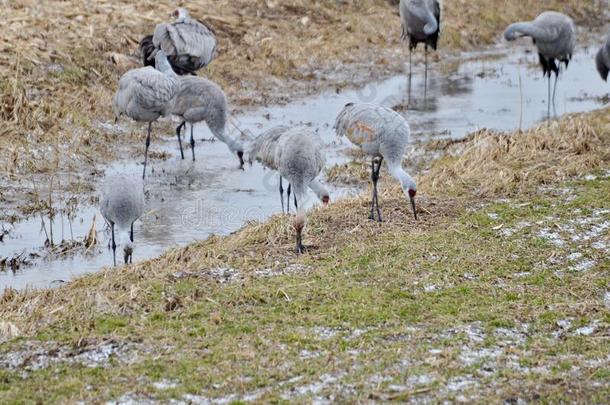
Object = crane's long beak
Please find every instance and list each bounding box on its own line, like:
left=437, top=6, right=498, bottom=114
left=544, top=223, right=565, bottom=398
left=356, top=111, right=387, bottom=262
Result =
left=410, top=195, right=417, bottom=220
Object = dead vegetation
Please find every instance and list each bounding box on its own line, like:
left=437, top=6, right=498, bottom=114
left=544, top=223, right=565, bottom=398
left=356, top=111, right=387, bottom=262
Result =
left=0, top=0, right=607, bottom=199
left=421, top=110, right=610, bottom=197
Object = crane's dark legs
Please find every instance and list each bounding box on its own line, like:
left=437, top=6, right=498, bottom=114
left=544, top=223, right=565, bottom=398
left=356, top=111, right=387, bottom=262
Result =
left=408, top=47, right=412, bottom=105
left=547, top=74, right=551, bottom=120
left=552, top=72, right=559, bottom=116
left=143, top=122, right=152, bottom=179
left=294, top=193, right=298, bottom=210
left=296, top=225, right=304, bottom=254
left=111, top=223, right=116, bottom=267
left=279, top=176, right=285, bottom=214
left=190, top=123, right=196, bottom=161
left=287, top=183, right=292, bottom=213
left=369, top=157, right=383, bottom=222
left=176, top=121, right=185, bottom=160
left=424, top=44, right=429, bottom=101
left=130, top=223, right=134, bottom=243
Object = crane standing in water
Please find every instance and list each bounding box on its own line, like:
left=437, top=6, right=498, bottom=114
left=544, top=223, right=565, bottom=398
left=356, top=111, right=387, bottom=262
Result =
left=99, top=175, right=145, bottom=266
left=171, top=76, right=245, bottom=167
left=399, top=0, right=441, bottom=100
left=504, top=11, right=576, bottom=118
left=113, top=50, right=180, bottom=179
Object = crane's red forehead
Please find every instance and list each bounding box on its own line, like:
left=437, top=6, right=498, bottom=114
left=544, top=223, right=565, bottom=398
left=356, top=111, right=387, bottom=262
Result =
left=408, top=189, right=417, bottom=198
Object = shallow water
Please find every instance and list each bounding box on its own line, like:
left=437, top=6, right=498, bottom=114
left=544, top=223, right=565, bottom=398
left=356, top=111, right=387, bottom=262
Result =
left=1, top=44, right=607, bottom=290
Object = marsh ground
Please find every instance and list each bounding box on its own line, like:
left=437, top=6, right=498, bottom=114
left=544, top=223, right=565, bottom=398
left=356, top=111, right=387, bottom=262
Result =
left=0, top=1, right=609, bottom=403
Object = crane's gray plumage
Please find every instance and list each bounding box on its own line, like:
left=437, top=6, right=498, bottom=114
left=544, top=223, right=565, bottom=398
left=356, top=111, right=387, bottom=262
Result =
left=335, top=102, right=417, bottom=221
left=149, top=8, right=217, bottom=74
left=399, top=0, right=441, bottom=96
left=113, top=50, right=180, bottom=178
left=504, top=11, right=576, bottom=117
left=249, top=125, right=330, bottom=210
left=273, top=127, right=326, bottom=253
left=171, top=76, right=244, bottom=166
left=99, top=174, right=145, bottom=265
left=596, top=35, right=610, bottom=82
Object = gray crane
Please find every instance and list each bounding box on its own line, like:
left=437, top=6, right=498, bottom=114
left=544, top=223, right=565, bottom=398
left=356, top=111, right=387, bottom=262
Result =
left=596, top=35, right=610, bottom=82
left=139, top=8, right=217, bottom=75
left=171, top=76, right=244, bottom=167
left=113, top=50, right=180, bottom=179
left=399, top=0, right=441, bottom=96
left=99, top=174, right=145, bottom=266
left=334, top=103, right=417, bottom=222
left=504, top=11, right=576, bottom=118
left=248, top=125, right=330, bottom=213
left=274, top=127, right=326, bottom=253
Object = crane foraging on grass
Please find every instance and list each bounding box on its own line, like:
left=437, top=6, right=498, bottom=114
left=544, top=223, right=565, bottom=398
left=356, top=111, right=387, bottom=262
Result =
left=171, top=76, right=245, bottom=167
left=248, top=125, right=330, bottom=213
left=503, top=11, right=576, bottom=118
left=113, top=50, right=180, bottom=179
left=334, top=102, right=417, bottom=222
left=99, top=174, right=145, bottom=266
left=139, top=7, right=217, bottom=75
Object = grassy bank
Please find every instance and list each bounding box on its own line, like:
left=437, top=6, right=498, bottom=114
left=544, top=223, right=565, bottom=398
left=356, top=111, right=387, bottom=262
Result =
left=1, top=107, right=608, bottom=403
left=0, top=0, right=608, bottom=205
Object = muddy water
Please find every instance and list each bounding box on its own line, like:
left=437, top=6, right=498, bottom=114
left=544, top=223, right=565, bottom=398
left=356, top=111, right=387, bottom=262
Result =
left=1, top=45, right=607, bottom=290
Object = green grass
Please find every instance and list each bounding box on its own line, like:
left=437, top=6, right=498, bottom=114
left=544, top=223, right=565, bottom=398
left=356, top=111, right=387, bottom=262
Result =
left=0, top=172, right=608, bottom=403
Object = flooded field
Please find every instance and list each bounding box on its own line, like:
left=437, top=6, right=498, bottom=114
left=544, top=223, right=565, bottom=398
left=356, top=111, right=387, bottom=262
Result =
left=1, top=44, right=607, bottom=290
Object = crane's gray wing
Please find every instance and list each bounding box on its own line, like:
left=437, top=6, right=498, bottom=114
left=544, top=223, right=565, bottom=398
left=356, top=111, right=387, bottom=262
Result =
left=118, top=67, right=179, bottom=114
left=248, top=126, right=290, bottom=168
left=334, top=103, right=391, bottom=146
left=153, top=19, right=217, bottom=66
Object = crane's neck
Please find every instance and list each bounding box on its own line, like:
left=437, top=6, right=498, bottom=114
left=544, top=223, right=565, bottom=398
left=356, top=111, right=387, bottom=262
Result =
left=212, top=123, right=245, bottom=156
left=388, top=160, right=416, bottom=192
left=504, top=22, right=554, bottom=43
left=155, top=51, right=177, bottom=77
left=309, top=179, right=329, bottom=203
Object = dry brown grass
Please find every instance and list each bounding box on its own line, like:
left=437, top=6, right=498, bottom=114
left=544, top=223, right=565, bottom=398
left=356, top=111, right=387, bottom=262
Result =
left=441, top=0, right=608, bottom=49
left=1, top=0, right=607, bottom=189
left=422, top=109, right=610, bottom=197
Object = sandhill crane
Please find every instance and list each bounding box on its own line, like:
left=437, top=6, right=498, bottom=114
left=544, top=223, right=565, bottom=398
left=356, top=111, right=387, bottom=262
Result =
left=140, top=8, right=217, bottom=75
left=113, top=50, right=180, bottom=179
left=274, top=127, right=326, bottom=253
left=99, top=174, right=145, bottom=265
left=248, top=126, right=330, bottom=213
left=596, top=35, right=610, bottom=81
left=399, top=0, right=441, bottom=96
left=171, top=76, right=244, bottom=167
left=504, top=11, right=576, bottom=118
left=334, top=103, right=417, bottom=222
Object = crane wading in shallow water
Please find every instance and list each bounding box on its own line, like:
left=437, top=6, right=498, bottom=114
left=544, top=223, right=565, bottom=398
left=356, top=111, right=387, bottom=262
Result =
left=399, top=0, right=441, bottom=100
left=171, top=76, right=245, bottom=167
left=596, top=35, right=610, bottom=82
left=248, top=125, right=330, bottom=213
left=113, top=50, right=180, bottom=179
left=99, top=174, right=145, bottom=266
left=504, top=11, right=576, bottom=119
left=139, top=8, right=217, bottom=75
left=334, top=103, right=417, bottom=222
